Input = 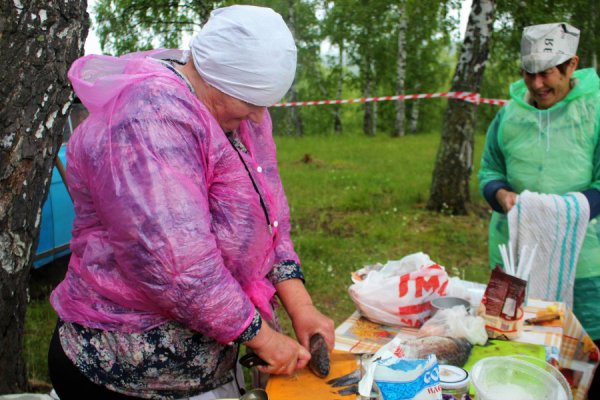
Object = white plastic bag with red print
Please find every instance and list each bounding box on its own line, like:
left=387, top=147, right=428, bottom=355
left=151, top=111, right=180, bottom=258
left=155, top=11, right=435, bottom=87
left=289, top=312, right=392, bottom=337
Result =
left=348, top=252, right=449, bottom=327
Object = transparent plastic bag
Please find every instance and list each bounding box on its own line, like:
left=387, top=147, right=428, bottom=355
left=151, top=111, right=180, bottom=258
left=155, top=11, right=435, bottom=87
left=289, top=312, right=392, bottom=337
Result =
left=418, top=306, right=488, bottom=345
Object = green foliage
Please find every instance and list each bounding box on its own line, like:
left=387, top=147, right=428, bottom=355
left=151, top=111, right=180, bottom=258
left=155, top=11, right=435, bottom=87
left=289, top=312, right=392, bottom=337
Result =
left=89, top=0, right=486, bottom=137
left=94, top=0, right=220, bottom=55
left=92, top=0, right=600, bottom=137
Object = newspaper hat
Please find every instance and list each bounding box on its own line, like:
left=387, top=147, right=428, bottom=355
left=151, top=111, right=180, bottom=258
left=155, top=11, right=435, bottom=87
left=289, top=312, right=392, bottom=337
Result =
left=521, top=23, right=580, bottom=73
left=189, top=5, right=297, bottom=106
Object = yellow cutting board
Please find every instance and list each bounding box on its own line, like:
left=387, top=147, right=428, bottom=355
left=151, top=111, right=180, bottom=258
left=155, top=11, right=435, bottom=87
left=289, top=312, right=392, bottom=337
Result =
left=266, top=350, right=358, bottom=400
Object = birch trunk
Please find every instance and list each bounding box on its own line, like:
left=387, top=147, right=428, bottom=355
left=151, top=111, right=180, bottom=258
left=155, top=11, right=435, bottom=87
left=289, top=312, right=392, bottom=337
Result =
left=393, top=1, right=407, bottom=137
left=0, top=0, right=88, bottom=392
left=427, top=0, right=495, bottom=214
left=409, top=100, right=420, bottom=133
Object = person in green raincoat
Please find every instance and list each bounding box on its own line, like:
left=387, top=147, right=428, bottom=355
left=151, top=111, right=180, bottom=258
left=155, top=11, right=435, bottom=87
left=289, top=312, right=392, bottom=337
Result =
left=478, top=23, right=600, bottom=395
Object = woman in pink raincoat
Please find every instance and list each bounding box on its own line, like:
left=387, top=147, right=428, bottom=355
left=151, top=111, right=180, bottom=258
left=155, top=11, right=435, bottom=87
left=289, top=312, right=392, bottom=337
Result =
left=48, top=5, right=334, bottom=400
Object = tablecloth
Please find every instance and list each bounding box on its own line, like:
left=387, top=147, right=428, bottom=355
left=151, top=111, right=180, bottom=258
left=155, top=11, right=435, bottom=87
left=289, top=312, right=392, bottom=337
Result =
left=335, top=297, right=598, bottom=400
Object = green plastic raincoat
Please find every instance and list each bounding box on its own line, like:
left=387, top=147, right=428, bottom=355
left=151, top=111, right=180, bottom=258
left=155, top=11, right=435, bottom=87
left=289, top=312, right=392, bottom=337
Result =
left=478, top=68, right=600, bottom=339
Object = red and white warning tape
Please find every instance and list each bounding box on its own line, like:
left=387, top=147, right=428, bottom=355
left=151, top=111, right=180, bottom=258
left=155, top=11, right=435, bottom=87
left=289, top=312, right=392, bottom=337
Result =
left=271, top=91, right=508, bottom=107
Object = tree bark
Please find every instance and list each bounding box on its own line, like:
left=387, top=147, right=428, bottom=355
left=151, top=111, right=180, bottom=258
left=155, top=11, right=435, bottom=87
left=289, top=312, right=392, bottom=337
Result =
left=393, top=1, right=407, bottom=138
left=409, top=100, right=420, bottom=133
left=0, top=0, right=88, bottom=392
left=427, top=0, right=495, bottom=214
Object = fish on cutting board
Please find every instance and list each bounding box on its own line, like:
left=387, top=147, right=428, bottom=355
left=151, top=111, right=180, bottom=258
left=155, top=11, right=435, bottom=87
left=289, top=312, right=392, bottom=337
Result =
left=308, top=333, right=330, bottom=378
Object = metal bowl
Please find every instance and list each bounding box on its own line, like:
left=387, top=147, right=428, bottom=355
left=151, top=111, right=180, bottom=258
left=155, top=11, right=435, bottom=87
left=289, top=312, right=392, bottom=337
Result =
left=430, top=296, right=471, bottom=314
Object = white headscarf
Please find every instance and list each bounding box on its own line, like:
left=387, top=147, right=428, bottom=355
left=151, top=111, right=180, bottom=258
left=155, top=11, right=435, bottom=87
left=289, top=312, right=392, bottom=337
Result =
left=521, top=23, right=580, bottom=73
left=189, top=5, right=297, bottom=106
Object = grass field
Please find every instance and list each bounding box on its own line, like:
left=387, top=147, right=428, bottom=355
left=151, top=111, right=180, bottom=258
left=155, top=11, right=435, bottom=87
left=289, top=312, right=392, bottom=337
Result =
left=25, top=131, right=493, bottom=385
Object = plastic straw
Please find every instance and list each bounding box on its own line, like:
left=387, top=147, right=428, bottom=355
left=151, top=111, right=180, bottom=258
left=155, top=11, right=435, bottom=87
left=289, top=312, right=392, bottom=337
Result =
left=498, top=244, right=507, bottom=270
left=516, top=245, right=528, bottom=278
left=499, top=244, right=513, bottom=275
left=508, top=243, right=516, bottom=277
left=519, top=245, right=537, bottom=281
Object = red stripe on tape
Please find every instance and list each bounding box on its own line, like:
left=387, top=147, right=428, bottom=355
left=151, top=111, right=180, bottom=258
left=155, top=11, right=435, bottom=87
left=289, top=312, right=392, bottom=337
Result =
left=271, top=91, right=507, bottom=107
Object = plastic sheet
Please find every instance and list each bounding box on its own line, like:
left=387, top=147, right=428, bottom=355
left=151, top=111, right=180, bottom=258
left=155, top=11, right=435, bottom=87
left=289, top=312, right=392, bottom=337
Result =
left=50, top=50, right=299, bottom=343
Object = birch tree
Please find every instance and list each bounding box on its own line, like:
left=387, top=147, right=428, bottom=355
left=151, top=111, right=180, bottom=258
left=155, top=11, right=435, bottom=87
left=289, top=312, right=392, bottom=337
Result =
left=393, top=1, right=407, bottom=137
left=0, top=0, right=88, bottom=392
left=427, top=0, right=495, bottom=214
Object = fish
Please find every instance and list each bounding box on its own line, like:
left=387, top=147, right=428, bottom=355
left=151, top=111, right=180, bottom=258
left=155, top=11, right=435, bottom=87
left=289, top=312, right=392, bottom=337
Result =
left=326, top=369, right=361, bottom=387
left=308, top=333, right=330, bottom=378
left=336, top=384, right=359, bottom=396
left=401, top=336, right=472, bottom=367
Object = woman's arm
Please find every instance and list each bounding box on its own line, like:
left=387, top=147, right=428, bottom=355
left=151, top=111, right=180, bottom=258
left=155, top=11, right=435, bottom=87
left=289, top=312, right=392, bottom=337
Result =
left=275, top=278, right=335, bottom=351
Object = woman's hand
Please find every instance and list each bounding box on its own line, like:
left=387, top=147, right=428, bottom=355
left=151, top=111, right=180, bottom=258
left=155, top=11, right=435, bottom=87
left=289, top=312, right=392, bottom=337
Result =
left=244, top=323, right=311, bottom=375
left=288, top=303, right=335, bottom=351
left=275, top=279, right=335, bottom=351
left=496, top=188, right=517, bottom=213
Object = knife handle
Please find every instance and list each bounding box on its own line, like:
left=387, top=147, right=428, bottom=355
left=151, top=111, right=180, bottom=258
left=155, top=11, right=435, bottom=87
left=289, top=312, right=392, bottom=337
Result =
left=240, top=353, right=269, bottom=368
left=524, top=313, right=560, bottom=325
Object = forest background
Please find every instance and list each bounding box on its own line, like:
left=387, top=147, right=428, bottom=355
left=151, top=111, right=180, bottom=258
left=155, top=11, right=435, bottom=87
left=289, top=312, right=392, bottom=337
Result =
left=90, top=0, right=599, bottom=139
left=3, top=0, right=600, bottom=392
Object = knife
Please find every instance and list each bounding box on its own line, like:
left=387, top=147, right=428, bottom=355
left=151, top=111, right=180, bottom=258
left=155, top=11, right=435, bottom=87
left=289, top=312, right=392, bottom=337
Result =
left=240, top=352, right=269, bottom=368
left=524, top=313, right=560, bottom=325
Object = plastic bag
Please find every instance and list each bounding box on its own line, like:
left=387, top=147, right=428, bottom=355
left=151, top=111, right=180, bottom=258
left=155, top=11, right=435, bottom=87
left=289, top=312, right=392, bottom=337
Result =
left=359, top=337, right=442, bottom=400
left=349, top=252, right=449, bottom=327
left=418, top=306, right=488, bottom=346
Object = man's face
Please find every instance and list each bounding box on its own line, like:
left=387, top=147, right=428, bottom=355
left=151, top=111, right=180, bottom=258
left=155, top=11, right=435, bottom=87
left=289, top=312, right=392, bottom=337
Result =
left=522, top=57, right=578, bottom=109
left=209, top=92, right=266, bottom=131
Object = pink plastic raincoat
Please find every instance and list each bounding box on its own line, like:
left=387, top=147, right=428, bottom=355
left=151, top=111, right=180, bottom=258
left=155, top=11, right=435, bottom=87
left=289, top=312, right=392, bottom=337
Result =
left=50, top=50, right=299, bottom=344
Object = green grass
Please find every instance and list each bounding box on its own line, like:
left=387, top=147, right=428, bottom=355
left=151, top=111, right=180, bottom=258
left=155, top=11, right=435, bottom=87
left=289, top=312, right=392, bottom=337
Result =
left=25, top=131, right=492, bottom=385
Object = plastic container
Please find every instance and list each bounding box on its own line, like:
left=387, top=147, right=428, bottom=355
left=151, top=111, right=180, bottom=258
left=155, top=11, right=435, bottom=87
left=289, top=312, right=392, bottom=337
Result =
left=430, top=296, right=471, bottom=314
left=507, top=355, right=572, bottom=400
left=439, top=365, right=470, bottom=399
left=471, top=356, right=571, bottom=400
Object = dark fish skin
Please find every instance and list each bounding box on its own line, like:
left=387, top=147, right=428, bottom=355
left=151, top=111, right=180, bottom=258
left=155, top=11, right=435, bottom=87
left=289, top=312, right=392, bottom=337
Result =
left=404, top=336, right=472, bottom=367
left=336, top=384, right=359, bottom=396
left=326, top=369, right=361, bottom=387
left=308, top=333, right=330, bottom=378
